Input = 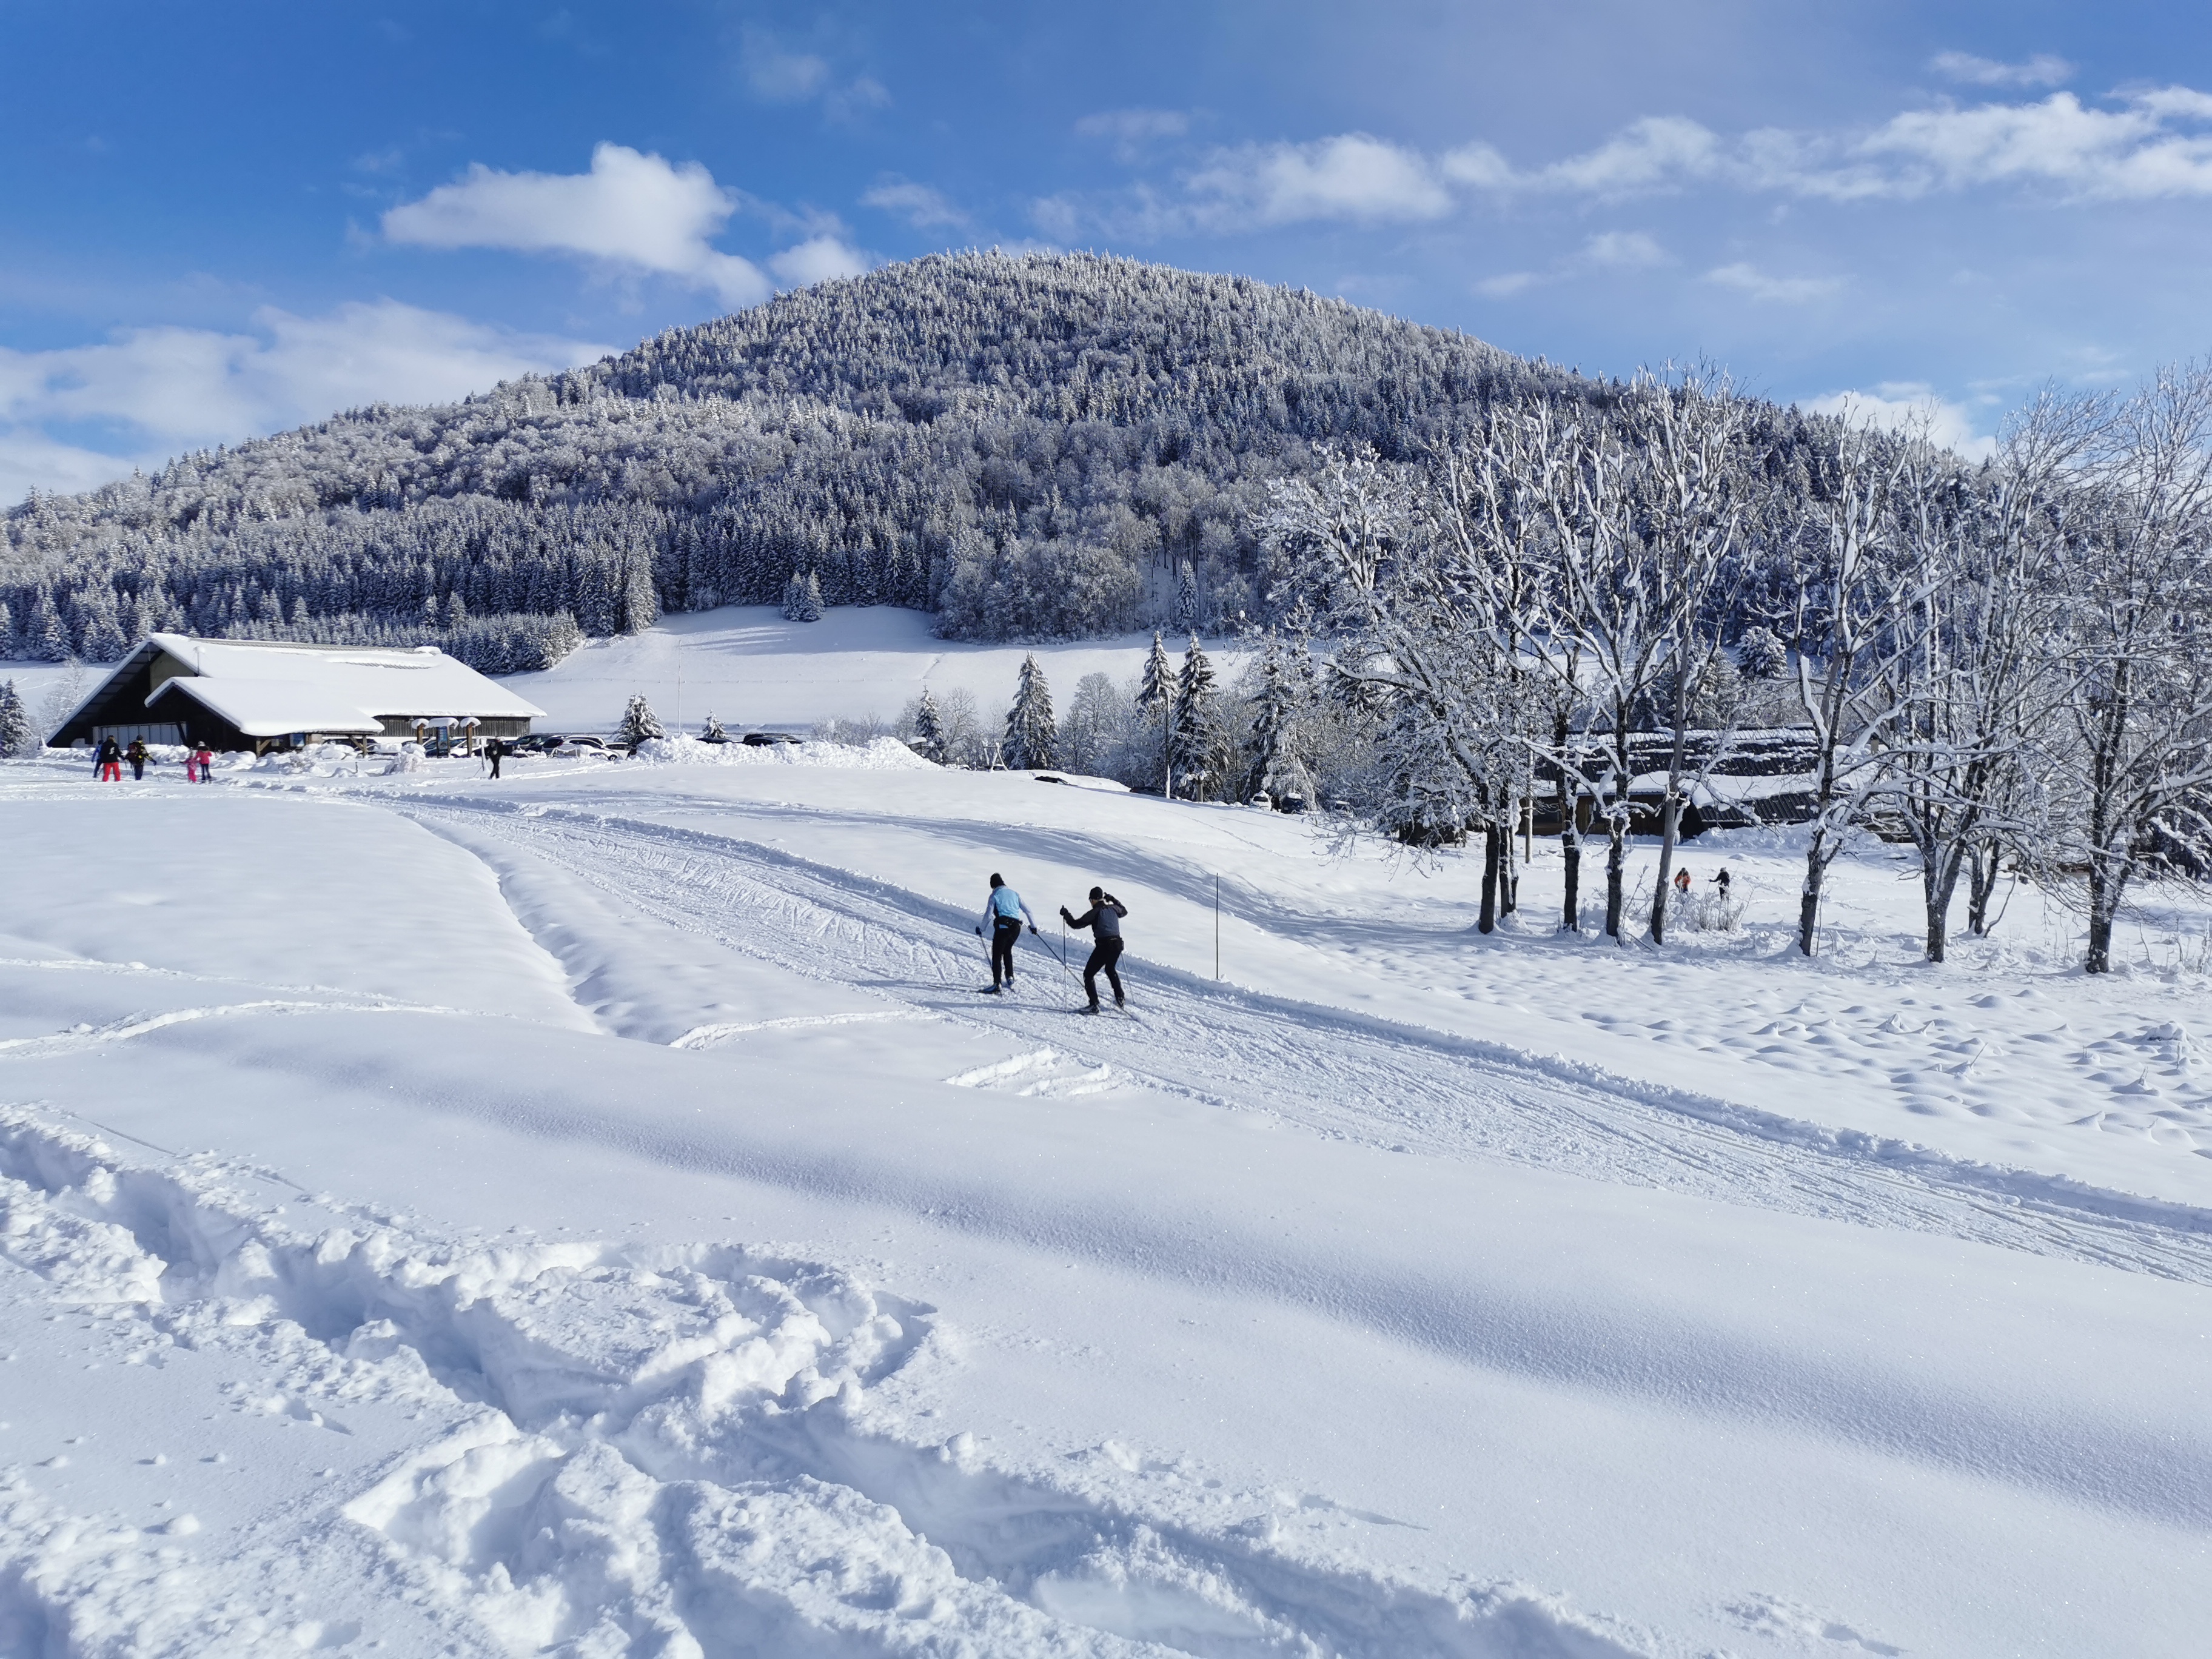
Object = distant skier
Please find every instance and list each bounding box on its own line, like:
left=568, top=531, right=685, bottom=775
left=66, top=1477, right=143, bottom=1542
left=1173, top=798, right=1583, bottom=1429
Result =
left=192, top=742, right=215, bottom=782
left=96, top=736, right=122, bottom=782
left=1673, top=867, right=1692, bottom=896
left=975, top=873, right=1040, bottom=993
left=1712, top=867, right=1732, bottom=897
left=1060, top=886, right=1129, bottom=1013
left=485, top=737, right=504, bottom=780
left=127, top=737, right=147, bottom=780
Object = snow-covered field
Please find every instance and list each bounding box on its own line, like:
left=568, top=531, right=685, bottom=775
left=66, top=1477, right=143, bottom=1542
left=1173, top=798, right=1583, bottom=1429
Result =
left=497, top=606, right=1252, bottom=736
left=2, top=745, right=2208, bottom=1658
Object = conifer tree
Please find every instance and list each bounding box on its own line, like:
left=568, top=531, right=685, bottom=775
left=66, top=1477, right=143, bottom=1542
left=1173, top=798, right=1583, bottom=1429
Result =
left=1136, top=630, right=1176, bottom=796
left=1003, top=654, right=1058, bottom=769
left=782, top=573, right=805, bottom=620
left=701, top=711, right=726, bottom=742
left=1173, top=561, right=1199, bottom=630
left=798, top=571, right=824, bottom=622
left=618, top=692, right=666, bottom=752
left=1248, top=635, right=1313, bottom=808
left=1171, top=632, right=1219, bottom=799
left=0, top=680, right=31, bottom=759
left=912, top=688, right=946, bottom=763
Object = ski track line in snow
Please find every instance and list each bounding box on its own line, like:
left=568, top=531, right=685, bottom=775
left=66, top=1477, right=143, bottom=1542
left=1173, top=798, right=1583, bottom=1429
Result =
left=0, top=1107, right=1646, bottom=1659
left=394, top=796, right=2212, bottom=1290
left=671, top=1010, right=938, bottom=1050
left=0, top=999, right=473, bottom=1062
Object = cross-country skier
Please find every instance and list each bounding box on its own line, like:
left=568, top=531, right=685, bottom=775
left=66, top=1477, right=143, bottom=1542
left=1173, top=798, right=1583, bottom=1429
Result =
left=976, top=873, right=1040, bottom=993
left=1059, top=886, right=1129, bottom=1013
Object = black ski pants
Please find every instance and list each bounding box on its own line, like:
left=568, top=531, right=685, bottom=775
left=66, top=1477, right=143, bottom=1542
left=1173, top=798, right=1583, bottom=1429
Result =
left=1083, top=937, right=1125, bottom=1008
left=990, top=917, right=1024, bottom=986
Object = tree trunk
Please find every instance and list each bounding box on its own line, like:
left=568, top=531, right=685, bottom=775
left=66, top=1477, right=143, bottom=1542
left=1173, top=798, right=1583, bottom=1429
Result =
left=1650, top=662, right=1691, bottom=947
left=1798, top=830, right=1828, bottom=958
left=2085, top=854, right=2123, bottom=974
left=1557, top=726, right=1581, bottom=931
left=1500, top=798, right=1519, bottom=914
left=1478, top=823, right=1501, bottom=934
left=1604, top=816, right=1625, bottom=939
left=1561, top=811, right=1582, bottom=932
left=1967, top=842, right=1999, bottom=935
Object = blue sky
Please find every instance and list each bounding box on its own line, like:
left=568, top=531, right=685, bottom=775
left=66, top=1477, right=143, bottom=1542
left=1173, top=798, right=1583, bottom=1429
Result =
left=4, top=1, right=2208, bottom=501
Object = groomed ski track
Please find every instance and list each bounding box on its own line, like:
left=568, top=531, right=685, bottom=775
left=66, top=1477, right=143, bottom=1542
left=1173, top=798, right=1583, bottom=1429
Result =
left=394, top=791, right=2212, bottom=1290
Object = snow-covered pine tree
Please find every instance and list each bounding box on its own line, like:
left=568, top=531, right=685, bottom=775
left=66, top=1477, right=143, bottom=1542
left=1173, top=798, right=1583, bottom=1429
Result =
left=1738, top=625, right=1788, bottom=680
left=798, top=572, right=824, bottom=622
left=1173, top=561, right=1199, bottom=631
left=1003, top=654, right=1058, bottom=769
left=1171, top=633, right=1220, bottom=799
left=0, top=601, right=14, bottom=655
left=0, top=680, right=31, bottom=758
left=618, top=693, right=666, bottom=752
left=1136, top=630, right=1175, bottom=794
left=1248, top=635, right=1313, bottom=808
left=912, top=688, right=946, bottom=763
left=701, top=711, right=726, bottom=742
left=782, top=573, right=804, bottom=619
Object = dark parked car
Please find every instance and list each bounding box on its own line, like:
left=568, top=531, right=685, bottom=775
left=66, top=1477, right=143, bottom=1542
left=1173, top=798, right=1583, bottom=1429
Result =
left=512, top=734, right=566, bottom=755
left=742, top=731, right=805, bottom=746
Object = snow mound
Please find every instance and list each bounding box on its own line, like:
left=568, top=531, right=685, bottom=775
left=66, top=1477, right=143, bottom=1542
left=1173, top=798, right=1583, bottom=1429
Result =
left=0, top=1107, right=1641, bottom=1658
left=631, top=734, right=936, bottom=771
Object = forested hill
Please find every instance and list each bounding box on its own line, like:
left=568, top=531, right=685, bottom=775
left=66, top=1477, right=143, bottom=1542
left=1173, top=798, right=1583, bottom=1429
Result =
left=0, top=252, right=1817, bottom=666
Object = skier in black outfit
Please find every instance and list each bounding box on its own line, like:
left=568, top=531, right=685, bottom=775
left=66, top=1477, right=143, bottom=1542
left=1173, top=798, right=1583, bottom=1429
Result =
left=485, top=738, right=503, bottom=779
left=974, top=873, right=1040, bottom=992
left=1060, top=887, right=1129, bottom=1013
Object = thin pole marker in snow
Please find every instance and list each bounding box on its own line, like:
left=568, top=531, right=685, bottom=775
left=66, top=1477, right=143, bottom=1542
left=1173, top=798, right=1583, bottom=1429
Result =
left=1215, top=874, right=1221, bottom=981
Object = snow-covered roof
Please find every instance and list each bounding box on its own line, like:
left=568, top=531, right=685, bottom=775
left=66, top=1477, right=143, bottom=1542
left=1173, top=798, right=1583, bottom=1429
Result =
left=143, top=635, right=545, bottom=722
left=146, top=676, right=387, bottom=738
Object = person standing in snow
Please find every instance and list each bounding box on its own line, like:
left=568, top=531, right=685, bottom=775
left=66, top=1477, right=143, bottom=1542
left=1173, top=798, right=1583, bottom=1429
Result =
left=975, top=873, right=1039, bottom=993
left=193, top=742, right=214, bottom=782
left=1712, top=867, right=1731, bottom=897
left=486, top=738, right=504, bottom=780
left=1060, top=887, right=1129, bottom=1013
left=126, top=737, right=147, bottom=780
left=96, top=736, right=122, bottom=782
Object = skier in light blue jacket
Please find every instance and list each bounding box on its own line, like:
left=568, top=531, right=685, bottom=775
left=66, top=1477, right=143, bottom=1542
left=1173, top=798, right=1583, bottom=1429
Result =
left=975, top=872, right=1040, bottom=993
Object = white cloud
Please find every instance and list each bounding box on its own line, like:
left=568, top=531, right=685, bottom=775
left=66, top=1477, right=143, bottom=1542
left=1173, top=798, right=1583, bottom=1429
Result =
left=767, top=236, right=873, bottom=286
left=0, top=300, right=609, bottom=504
left=1930, top=51, right=2073, bottom=89
left=739, top=28, right=887, bottom=124
left=1705, top=263, right=1844, bottom=303
left=1184, top=134, right=1453, bottom=227
left=1475, top=272, right=1540, bottom=298
left=384, top=143, right=773, bottom=306
left=860, top=178, right=968, bottom=228
left=1062, top=82, right=2212, bottom=242
left=1583, top=230, right=1667, bottom=267
left=1075, top=108, right=1191, bottom=161
left=1803, top=383, right=1998, bottom=460
left=742, top=39, right=831, bottom=102
left=1855, top=91, right=2212, bottom=199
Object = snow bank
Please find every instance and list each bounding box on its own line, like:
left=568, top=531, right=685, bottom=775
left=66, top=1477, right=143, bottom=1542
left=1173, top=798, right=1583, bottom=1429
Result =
left=630, top=734, right=936, bottom=771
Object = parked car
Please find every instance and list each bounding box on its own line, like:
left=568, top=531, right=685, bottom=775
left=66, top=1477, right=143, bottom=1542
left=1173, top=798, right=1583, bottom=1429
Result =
left=512, top=734, right=566, bottom=755
left=742, top=731, right=805, bottom=746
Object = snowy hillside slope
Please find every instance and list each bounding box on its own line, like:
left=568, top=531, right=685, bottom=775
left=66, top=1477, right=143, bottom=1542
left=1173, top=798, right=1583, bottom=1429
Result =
left=498, top=604, right=1250, bottom=734
left=2, top=752, right=2208, bottom=1657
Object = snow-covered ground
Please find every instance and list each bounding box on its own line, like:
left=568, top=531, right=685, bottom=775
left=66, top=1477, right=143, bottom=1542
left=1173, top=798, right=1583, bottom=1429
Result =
left=495, top=606, right=1252, bottom=736
left=2, top=746, right=2208, bottom=1658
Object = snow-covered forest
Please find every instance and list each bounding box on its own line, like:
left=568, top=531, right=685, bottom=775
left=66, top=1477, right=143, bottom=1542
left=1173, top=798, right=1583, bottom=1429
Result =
left=2, top=251, right=1827, bottom=664
left=874, top=363, right=2212, bottom=982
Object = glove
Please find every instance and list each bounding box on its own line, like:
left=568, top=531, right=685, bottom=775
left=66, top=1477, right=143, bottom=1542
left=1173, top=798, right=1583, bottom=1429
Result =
left=1028, top=925, right=1039, bottom=936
